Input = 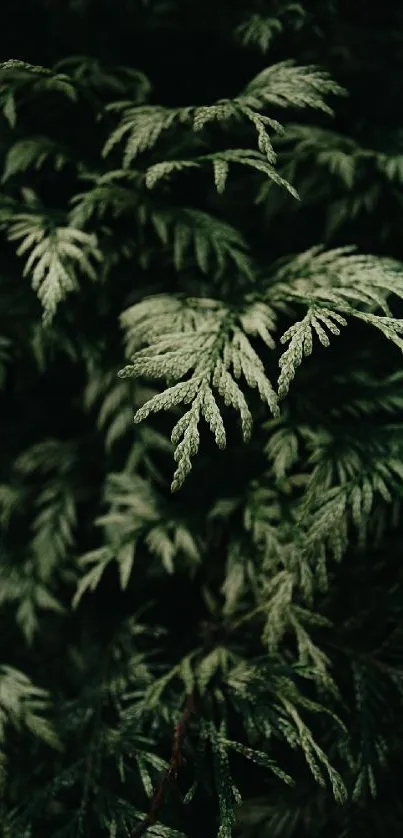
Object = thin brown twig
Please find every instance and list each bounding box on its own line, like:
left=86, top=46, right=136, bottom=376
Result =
left=129, top=690, right=197, bottom=838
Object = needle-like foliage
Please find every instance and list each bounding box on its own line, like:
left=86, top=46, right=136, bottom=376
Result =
left=1, top=3, right=403, bottom=838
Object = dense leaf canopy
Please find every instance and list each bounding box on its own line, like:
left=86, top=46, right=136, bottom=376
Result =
left=1, top=2, right=403, bottom=837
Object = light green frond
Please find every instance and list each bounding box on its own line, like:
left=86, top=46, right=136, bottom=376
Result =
left=145, top=149, right=299, bottom=199
left=0, top=59, right=78, bottom=104
left=103, top=104, right=192, bottom=164
left=277, top=307, right=347, bottom=398
left=221, top=737, right=294, bottom=785
left=3, top=210, right=101, bottom=322
left=2, top=137, right=71, bottom=181
left=150, top=208, right=253, bottom=278
left=264, top=418, right=300, bottom=479
left=69, top=169, right=141, bottom=227
left=118, top=296, right=279, bottom=490
left=242, top=61, right=345, bottom=115
left=73, top=546, right=114, bottom=608
left=145, top=159, right=198, bottom=188
left=281, top=699, right=346, bottom=802
left=31, top=483, right=77, bottom=578
left=0, top=665, right=61, bottom=749
left=204, top=721, right=241, bottom=838
left=235, top=14, right=284, bottom=53
left=270, top=247, right=403, bottom=372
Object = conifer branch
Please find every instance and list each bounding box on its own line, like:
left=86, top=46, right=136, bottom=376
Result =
left=2, top=8, right=403, bottom=838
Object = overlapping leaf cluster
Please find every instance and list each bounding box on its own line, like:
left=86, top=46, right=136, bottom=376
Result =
left=1, top=1, right=403, bottom=837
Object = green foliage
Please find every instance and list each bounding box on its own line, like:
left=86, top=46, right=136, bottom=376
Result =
left=118, top=295, right=279, bottom=490
left=0, top=59, right=77, bottom=127
left=117, top=247, right=403, bottom=488
left=104, top=60, right=343, bottom=168
left=235, top=4, right=306, bottom=53
left=1, top=201, right=101, bottom=322
left=1, top=3, right=403, bottom=838
left=0, top=666, right=60, bottom=791
left=258, top=124, right=403, bottom=241
left=2, top=137, right=71, bottom=180
left=147, top=209, right=253, bottom=278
